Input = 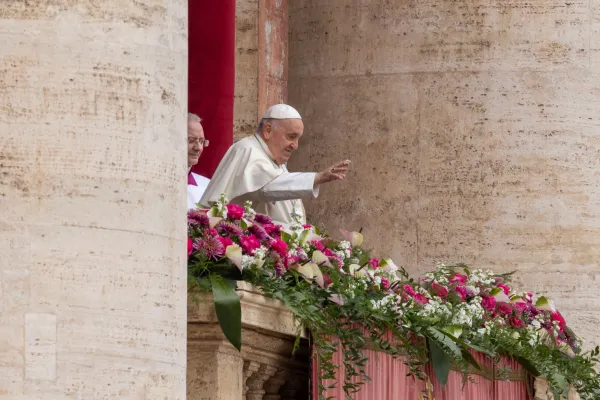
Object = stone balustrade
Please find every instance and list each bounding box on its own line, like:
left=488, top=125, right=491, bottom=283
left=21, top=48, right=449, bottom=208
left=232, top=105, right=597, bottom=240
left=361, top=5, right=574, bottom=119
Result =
left=534, top=378, right=579, bottom=400
left=187, top=282, right=310, bottom=400
left=187, top=282, right=578, bottom=400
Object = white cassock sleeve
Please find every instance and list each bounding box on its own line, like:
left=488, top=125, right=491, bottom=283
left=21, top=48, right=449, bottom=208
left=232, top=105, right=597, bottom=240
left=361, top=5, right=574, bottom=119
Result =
left=247, top=172, right=320, bottom=202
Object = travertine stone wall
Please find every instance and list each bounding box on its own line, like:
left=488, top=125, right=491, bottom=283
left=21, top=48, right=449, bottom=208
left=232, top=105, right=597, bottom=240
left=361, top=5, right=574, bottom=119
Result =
left=0, top=2, right=188, bottom=398
left=235, top=0, right=288, bottom=140
left=288, top=1, right=600, bottom=345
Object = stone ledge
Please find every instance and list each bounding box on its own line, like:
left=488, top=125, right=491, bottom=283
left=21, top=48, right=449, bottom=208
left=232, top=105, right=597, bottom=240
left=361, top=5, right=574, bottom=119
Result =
left=187, top=282, right=310, bottom=399
left=188, top=282, right=308, bottom=338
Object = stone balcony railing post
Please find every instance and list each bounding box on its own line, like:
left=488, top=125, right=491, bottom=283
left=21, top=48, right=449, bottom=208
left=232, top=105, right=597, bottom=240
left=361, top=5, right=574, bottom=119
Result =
left=534, top=377, right=580, bottom=400
left=187, top=282, right=309, bottom=400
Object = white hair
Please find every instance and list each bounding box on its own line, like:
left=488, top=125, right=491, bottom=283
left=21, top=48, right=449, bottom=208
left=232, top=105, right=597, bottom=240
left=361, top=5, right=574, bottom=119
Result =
left=188, top=113, right=202, bottom=123
left=256, top=118, right=279, bottom=135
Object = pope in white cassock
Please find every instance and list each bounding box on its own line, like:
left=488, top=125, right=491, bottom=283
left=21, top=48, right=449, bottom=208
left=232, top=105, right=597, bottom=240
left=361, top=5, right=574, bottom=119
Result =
left=200, top=104, right=350, bottom=225
left=187, top=113, right=211, bottom=209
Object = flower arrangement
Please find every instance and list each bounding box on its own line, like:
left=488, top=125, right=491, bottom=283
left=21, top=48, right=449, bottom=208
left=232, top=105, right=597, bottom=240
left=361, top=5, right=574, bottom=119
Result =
left=187, top=195, right=600, bottom=400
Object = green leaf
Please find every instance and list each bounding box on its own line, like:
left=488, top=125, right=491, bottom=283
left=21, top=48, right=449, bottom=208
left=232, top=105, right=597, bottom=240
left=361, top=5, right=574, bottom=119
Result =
left=514, top=356, right=541, bottom=377
left=552, top=373, right=569, bottom=396
left=280, top=230, right=294, bottom=244
left=429, top=338, right=451, bottom=387
left=460, top=347, right=482, bottom=371
left=210, top=274, right=242, bottom=351
left=427, top=328, right=462, bottom=359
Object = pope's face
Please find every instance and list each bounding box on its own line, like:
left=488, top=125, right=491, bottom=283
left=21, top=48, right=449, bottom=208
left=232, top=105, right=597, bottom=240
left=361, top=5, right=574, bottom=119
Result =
left=188, top=120, right=205, bottom=168
left=262, top=119, right=304, bottom=165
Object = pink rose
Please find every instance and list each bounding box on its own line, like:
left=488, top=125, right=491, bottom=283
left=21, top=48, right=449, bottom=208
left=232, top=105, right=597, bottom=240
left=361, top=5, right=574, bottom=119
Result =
left=270, top=238, right=288, bottom=255
left=497, top=283, right=511, bottom=295
left=481, top=295, right=497, bottom=311
left=454, top=286, right=468, bottom=301
left=432, top=282, right=449, bottom=298
left=187, top=238, right=193, bottom=257
left=240, top=235, right=261, bottom=255
left=381, top=278, right=390, bottom=290
left=368, top=258, right=380, bottom=270
left=218, top=236, right=234, bottom=248
left=513, top=302, right=527, bottom=312
left=226, top=204, right=245, bottom=220
left=450, top=273, right=468, bottom=284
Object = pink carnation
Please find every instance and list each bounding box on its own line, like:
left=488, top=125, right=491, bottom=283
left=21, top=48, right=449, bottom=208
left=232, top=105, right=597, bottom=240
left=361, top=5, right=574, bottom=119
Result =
left=454, top=286, right=468, bottom=301
left=226, top=204, right=245, bottom=220
left=302, top=224, right=313, bottom=230
left=481, top=295, right=496, bottom=311
left=187, top=238, right=193, bottom=257
left=413, top=294, right=429, bottom=304
left=450, top=273, right=468, bottom=284
left=240, top=235, right=261, bottom=255
left=368, top=258, right=380, bottom=270
left=403, top=284, right=416, bottom=296
left=270, top=238, right=288, bottom=255
left=497, top=283, right=511, bottom=295
left=381, top=278, right=390, bottom=290
left=263, top=224, right=281, bottom=236
left=431, top=282, right=449, bottom=298
left=310, top=240, right=325, bottom=252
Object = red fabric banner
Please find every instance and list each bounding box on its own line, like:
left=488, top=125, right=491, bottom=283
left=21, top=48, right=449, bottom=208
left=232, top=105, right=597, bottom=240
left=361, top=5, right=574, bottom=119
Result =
left=188, top=0, right=236, bottom=178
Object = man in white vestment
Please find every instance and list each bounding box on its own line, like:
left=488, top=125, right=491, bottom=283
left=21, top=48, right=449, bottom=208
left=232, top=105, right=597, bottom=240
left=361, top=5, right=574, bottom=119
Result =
left=187, top=113, right=211, bottom=209
left=199, top=104, right=350, bottom=224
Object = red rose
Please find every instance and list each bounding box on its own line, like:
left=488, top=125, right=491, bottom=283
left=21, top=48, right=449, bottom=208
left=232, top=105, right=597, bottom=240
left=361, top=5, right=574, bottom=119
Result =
left=510, top=317, right=524, bottom=328
left=497, top=303, right=513, bottom=315
left=226, top=204, right=245, bottom=220
left=240, top=235, right=261, bottom=255
left=481, top=295, right=497, bottom=311
left=270, top=238, right=288, bottom=255
left=432, top=282, right=449, bottom=298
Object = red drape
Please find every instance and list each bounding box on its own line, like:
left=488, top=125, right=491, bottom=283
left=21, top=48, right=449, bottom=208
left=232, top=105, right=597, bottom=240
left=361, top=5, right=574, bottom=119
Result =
left=188, top=0, right=235, bottom=178
left=312, top=331, right=530, bottom=399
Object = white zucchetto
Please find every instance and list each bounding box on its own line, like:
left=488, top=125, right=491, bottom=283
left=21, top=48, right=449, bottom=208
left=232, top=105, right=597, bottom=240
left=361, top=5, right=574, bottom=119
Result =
left=262, top=104, right=302, bottom=120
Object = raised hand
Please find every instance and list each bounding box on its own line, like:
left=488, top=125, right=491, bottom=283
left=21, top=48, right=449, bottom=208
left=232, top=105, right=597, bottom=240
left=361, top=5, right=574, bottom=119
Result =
left=315, top=160, right=351, bottom=185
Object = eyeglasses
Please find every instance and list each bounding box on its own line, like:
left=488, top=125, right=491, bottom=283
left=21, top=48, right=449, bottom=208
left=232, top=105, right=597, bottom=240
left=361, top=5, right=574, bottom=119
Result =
left=188, top=139, right=210, bottom=147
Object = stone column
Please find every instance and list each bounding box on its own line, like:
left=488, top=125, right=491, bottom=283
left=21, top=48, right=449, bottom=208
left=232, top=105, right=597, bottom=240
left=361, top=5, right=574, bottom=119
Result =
left=0, top=2, right=188, bottom=398
left=289, top=0, right=600, bottom=348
